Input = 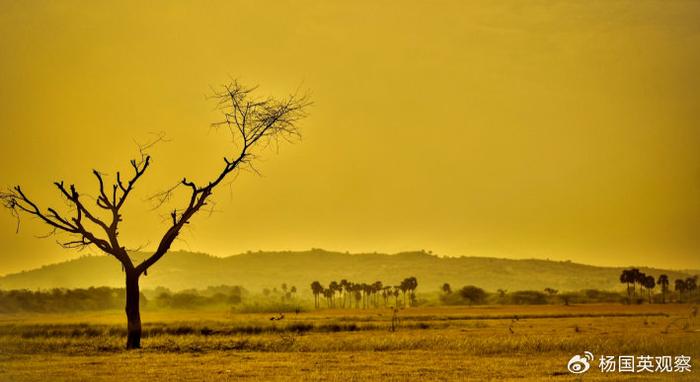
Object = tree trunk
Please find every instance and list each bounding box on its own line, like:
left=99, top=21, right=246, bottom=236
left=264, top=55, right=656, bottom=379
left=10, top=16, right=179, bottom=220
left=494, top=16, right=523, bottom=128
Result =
left=125, top=270, right=142, bottom=349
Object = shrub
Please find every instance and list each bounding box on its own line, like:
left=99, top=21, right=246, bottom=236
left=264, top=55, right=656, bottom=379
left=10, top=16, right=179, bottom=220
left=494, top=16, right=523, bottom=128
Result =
left=458, top=286, right=488, bottom=305
left=509, top=290, right=547, bottom=305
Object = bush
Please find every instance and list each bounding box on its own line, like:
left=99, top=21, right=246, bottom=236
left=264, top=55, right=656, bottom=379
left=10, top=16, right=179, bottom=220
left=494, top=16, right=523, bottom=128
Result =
left=0, top=288, right=146, bottom=313
left=459, top=286, right=488, bottom=305
left=152, top=286, right=245, bottom=309
left=509, top=290, right=548, bottom=305
left=560, top=289, right=625, bottom=305
left=439, top=285, right=488, bottom=306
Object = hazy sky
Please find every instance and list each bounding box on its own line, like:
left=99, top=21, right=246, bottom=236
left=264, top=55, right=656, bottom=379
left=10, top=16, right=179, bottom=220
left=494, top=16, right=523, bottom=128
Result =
left=1, top=1, right=699, bottom=274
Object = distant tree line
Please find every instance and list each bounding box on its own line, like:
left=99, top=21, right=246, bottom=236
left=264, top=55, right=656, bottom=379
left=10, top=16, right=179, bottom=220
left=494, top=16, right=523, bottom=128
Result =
left=619, top=268, right=698, bottom=304
left=310, top=277, right=418, bottom=309
left=438, top=283, right=674, bottom=306
left=150, top=285, right=245, bottom=309
left=0, top=287, right=143, bottom=313
left=436, top=271, right=699, bottom=307
left=0, top=285, right=247, bottom=313
left=261, top=283, right=298, bottom=303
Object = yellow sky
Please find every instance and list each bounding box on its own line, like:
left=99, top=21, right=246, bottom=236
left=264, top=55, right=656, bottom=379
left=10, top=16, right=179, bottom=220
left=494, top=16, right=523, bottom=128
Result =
left=1, top=1, right=699, bottom=274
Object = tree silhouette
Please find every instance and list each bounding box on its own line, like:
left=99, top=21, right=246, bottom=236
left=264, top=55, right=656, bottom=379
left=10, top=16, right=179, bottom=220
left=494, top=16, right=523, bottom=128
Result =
left=459, top=285, right=487, bottom=305
left=392, top=287, right=400, bottom=307
left=1, top=81, right=309, bottom=349
left=310, top=281, right=323, bottom=309
left=399, top=280, right=408, bottom=307
left=628, top=268, right=642, bottom=297
left=543, top=288, right=558, bottom=296
left=307, top=277, right=418, bottom=310
left=372, top=281, right=383, bottom=308
left=323, top=288, right=333, bottom=308
left=354, top=287, right=362, bottom=309
left=441, top=283, right=452, bottom=294
left=686, top=276, right=698, bottom=296
left=405, top=277, right=418, bottom=306
left=339, top=279, right=349, bottom=308
left=362, top=283, right=371, bottom=308
left=657, top=274, right=669, bottom=304
left=642, top=275, right=655, bottom=304
left=345, top=281, right=355, bottom=308
left=381, top=286, right=391, bottom=307
left=620, top=269, right=633, bottom=299
left=675, top=279, right=687, bottom=302
left=328, top=281, right=340, bottom=308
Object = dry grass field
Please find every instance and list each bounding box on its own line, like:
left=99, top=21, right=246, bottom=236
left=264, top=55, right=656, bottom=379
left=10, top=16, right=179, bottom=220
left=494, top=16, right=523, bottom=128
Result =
left=0, top=304, right=698, bottom=381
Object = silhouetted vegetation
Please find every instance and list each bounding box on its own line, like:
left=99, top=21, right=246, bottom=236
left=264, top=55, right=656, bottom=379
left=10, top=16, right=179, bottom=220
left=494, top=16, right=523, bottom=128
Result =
left=458, top=286, right=487, bottom=305
left=619, top=269, right=698, bottom=304
left=3, top=272, right=698, bottom=314
left=310, top=277, right=418, bottom=309
left=436, top=278, right=700, bottom=306
left=0, top=285, right=250, bottom=313
left=0, top=288, right=143, bottom=313
left=658, top=274, right=669, bottom=303
left=150, top=286, right=244, bottom=309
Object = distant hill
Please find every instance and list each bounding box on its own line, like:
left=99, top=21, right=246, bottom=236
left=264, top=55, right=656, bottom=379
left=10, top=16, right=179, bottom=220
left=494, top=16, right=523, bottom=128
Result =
left=0, top=249, right=697, bottom=293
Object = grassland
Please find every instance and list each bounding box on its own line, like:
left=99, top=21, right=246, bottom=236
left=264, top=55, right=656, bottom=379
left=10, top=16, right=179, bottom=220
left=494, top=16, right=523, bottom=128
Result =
left=0, top=304, right=698, bottom=381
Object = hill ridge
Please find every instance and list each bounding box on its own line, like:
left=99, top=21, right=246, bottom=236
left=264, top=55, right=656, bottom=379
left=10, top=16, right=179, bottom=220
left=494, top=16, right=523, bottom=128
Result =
left=0, top=249, right=696, bottom=293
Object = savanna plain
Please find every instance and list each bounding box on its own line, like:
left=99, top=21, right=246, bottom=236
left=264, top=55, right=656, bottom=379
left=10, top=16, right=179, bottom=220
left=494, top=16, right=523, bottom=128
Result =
left=0, top=304, right=697, bottom=381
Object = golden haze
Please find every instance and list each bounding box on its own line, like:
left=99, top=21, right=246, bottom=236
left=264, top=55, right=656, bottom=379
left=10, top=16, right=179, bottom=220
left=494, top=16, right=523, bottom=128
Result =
left=1, top=1, right=699, bottom=274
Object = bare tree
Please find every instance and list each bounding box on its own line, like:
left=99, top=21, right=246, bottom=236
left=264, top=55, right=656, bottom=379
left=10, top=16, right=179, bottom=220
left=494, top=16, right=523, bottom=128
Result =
left=1, top=80, right=310, bottom=349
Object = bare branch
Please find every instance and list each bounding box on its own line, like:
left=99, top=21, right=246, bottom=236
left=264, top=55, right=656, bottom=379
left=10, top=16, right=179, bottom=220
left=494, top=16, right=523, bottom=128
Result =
left=136, top=80, right=310, bottom=275
left=0, top=152, right=154, bottom=268
left=146, top=181, right=181, bottom=211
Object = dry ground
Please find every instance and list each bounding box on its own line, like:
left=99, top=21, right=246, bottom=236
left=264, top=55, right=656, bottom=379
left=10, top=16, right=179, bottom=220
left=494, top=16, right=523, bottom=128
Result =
left=0, top=304, right=698, bottom=381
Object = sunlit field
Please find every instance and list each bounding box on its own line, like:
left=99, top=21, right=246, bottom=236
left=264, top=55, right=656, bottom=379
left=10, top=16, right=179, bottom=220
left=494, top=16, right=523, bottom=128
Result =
left=0, top=304, right=697, bottom=381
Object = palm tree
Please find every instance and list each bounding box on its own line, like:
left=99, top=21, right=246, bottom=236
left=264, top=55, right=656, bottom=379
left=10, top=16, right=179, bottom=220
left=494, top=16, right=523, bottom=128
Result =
left=281, top=283, right=288, bottom=302
left=685, top=276, right=698, bottom=300
left=399, top=280, right=409, bottom=307
left=620, top=270, right=633, bottom=299
left=497, top=289, right=508, bottom=301
left=629, top=268, right=642, bottom=297
left=657, top=275, right=669, bottom=303
left=372, top=281, right=383, bottom=308
left=362, top=283, right=372, bottom=309
left=405, top=277, right=418, bottom=306
left=328, top=281, right=340, bottom=308
left=382, top=286, right=391, bottom=307
left=310, top=281, right=323, bottom=309
left=642, top=275, right=655, bottom=304
left=353, top=287, right=362, bottom=309
left=322, top=288, right=329, bottom=307
left=346, top=282, right=356, bottom=308
left=675, top=279, right=687, bottom=303
left=339, top=279, right=349, bottom=308
left=442, top=283, right=452, bottom=294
